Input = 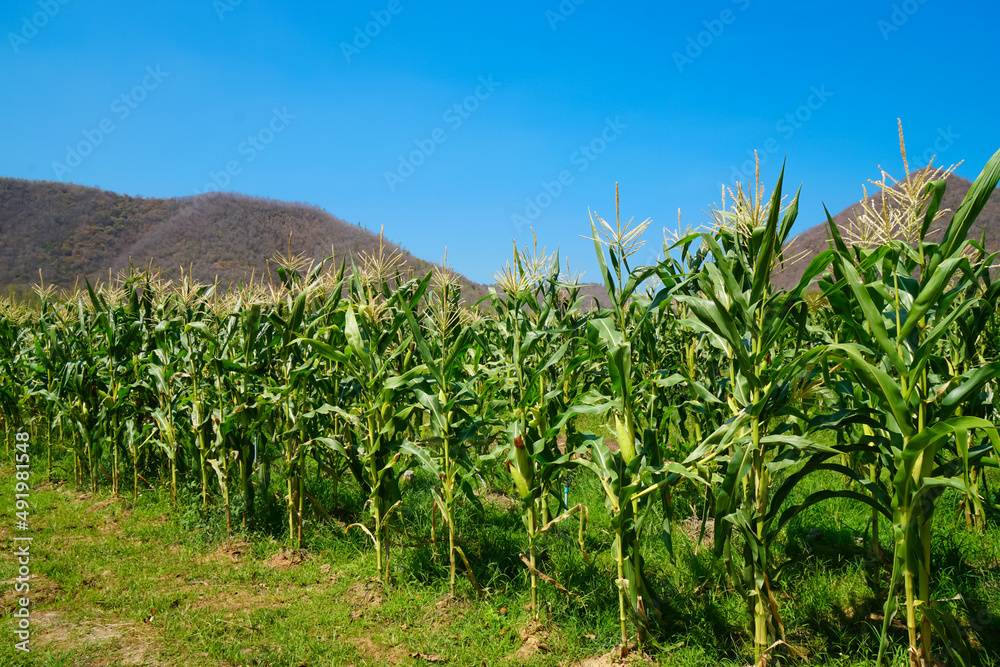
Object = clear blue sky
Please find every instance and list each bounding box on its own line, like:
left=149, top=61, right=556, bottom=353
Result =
left=2, top=0, right=998, bottom=284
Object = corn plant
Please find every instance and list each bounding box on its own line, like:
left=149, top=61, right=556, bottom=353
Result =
left=174, top=283, right=221, bottom=509
left=148, top=304, right=185, bottom=502
left=669, top=161, right=845, bottom=665
left=943, top=240, right=1000, bottom=532
left=579, top=187, right=702, bottom=654
left=492, top=244, right=596, bottom=612
left=56, top=297, right=109, bottom=492
left=265, top=286, right=318, bottom=546
left=80, top=279, right=147, bottom=496
left=201, top=304, right=261, bottom=536
left=303, top=270, right=430, bottom=582
left=399, top=269, right=496, bottom=597
left=219, top=299, right=271, bottom=529
left=0, top=300, right=28, bottom=439
left=822, top=146, right=1000, bottom=666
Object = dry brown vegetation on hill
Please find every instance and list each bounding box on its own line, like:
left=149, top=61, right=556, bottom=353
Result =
left=0, top=178, right=487, bottom=300
left=3, top=171, right=996, bottom=305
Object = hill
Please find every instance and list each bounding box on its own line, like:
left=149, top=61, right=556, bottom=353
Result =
left=772, top=170, right=1000, bottom=292
left=0, top=178, right=488, bottom=300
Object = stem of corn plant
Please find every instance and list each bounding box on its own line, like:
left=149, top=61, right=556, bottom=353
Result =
left=917, top=369, right=932, bottom=664
left=443, top=424, right=456, bottom=597
left=616, top=526, right=627, bottom=648
left=750, top=320, right=768, bottom=664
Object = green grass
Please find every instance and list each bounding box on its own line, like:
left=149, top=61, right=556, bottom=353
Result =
left=1, top=443, right=998, bottom=666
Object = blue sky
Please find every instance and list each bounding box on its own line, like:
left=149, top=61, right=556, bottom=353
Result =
left=2, top=0, right=998, bottom=284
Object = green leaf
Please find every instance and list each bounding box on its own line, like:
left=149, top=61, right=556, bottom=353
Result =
left=759, top=434, right=838, bottom=457
left=400, top=440, right=442, bottom=478
left=772, top=489, right=892, bottom=539
left=620, top=265, right=659, bottom=304
left=589, top=211, right=619, bottom=310
left=295, top=337, right=349, bottom=364
left=749, top=161, right=786, bottom=305
left=898, top=256, right=963, bottom=340
left=400, top=301, right=443, bottom=389
left=919, top=179, right=948, bottom=240
left=940, top=361, right=1000, bottom=419
left=899, top=416, right=997, bottom=476
left=344, top=304, right=370, bottom=372
left=831, top=255, right=906, bottom=375
left=827, top=344, right=914, bottom=437
left=823, top=204, right=848, bottom=253
left=936, top=146, right=1000, bottom=265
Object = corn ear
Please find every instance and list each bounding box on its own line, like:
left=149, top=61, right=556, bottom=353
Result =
left=615, top=412, right=636, bottom=463
left=510, top=426, right=534, bottom=498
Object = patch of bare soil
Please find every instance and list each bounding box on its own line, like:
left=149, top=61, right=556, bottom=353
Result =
left=201, top=538, right=251, bottom=565
left=345, top=578, right=384, bottom=617
left=843, top=604, right=907, bottom=630
left=407, top=650, right=448, bottom=662
left=33, top=608, right=167, bottom=666
left=421, top=595, right=472, bottom=633
left=84, top=498, right=117, bottom=514
left=98, top=517, right=125, bottom=534
left=0, top=574, right=62, bottom=613
left=317, top=563, right=342, bottom=585
left=66, top=491, right=93, bottom=503
left=195, top=588, right=284, bottom=613
left=678, top=515, right=714, bottom=547
left=474, top=488, right=518, bottom=511
left=350, top=635, right=409, bottom=664
left=157, top=573, right=219, bottom=601
left=571, top=644, right=656, bottom=666
left=265, top=548, right=306, bottom=569
left=507, top=620, right=552, bottom=661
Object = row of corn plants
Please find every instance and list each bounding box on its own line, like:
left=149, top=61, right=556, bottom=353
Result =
left=2, top=144, right=999, bottom=665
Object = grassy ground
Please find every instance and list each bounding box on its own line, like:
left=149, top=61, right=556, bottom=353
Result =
left=1, top=443, right=998, bottom=666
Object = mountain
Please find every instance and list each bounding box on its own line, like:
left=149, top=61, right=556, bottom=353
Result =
left=19, top=171, right=983, bottom=310
left=772, top=171, right=1000, bottom=292
left=0, top=177, right=487, bottom=300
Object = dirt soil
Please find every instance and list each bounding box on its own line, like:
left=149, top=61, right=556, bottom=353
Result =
left=265, top=548, right=306, bottom=569
left=570, top=644, right=657, bottom=666
left=33, top=609, right=169, bottom=666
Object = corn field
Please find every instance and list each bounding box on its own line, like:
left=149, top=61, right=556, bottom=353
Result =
left=3, top=145, right=1000, bottom=667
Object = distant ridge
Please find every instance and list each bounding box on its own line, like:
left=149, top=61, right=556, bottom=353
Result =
left=772, top=171, right=1000, bottom=292
left=9, top=172, right=985, bottom=308
left=0, top=177, right=487, bottom=300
